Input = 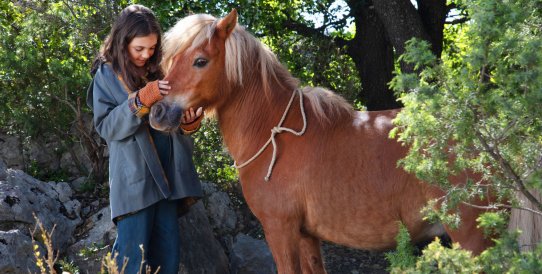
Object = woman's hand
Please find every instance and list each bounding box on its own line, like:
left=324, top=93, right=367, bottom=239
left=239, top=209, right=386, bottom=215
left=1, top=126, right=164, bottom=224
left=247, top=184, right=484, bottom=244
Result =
left=157, top=80, right=170, bottom=96
left=138, top=80, right=170, bottom=107
left=181, top=107, right=204, bottom=124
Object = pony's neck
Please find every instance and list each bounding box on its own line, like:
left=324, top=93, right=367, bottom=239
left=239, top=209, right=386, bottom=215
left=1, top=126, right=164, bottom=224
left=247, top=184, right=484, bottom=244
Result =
left=217, top=78, right=295, bottom=164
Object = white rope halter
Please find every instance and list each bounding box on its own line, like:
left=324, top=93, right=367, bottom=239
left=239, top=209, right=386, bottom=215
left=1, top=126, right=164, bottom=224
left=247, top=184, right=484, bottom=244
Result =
left=233, top=88, right=307, bottom=181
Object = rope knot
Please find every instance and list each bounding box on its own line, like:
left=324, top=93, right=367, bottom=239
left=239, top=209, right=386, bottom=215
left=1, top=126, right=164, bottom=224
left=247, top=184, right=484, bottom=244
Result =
left=271, top=127, right=283, bottom=134
left=233, top=88, right=307, bottom=181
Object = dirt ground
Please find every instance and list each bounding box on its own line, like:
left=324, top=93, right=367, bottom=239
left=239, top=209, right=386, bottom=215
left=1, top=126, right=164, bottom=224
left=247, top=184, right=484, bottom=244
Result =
left=322, top=242, right=389, bottom=274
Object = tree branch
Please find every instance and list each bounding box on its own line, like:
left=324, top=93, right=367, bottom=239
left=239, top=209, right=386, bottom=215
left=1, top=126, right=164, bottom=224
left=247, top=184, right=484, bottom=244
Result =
left=473, top=124, right=542, bottom=211
left=445, top=17, right=469, bottom=25
left=461, top=201, right=542, bottom=216
left=282, top=19, right=349, bottom=48
left=441, top=79, right=542, bottom=212
left=61, top=0, right=78, bottom=20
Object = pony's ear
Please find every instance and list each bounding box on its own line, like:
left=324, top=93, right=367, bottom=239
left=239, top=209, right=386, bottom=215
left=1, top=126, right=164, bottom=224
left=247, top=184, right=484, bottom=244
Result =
left=216, top=9, right=237, bottom=40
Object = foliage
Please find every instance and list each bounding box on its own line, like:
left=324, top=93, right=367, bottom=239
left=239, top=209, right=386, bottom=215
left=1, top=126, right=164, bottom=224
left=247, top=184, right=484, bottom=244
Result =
left=57, top=259, right=79, bottom=274
left=385, top=223, right=418, bottom=272
left=78, top=242, right=107, bottom=258
left=0, top=0, right=112, bottom=184
left=408, top=238, right=482, bottom=274
left=478, top=236, right=542, bottom=273
left=31, top=214, right=58, bottom=274
left=0, top=1, right=98, bottom=136
left=27, top=160, right=71, bottom=182
left=388, top=0, right=542, bottom=270
left=387, top=213, right=542, bottom=273
left=192, top=120, right=238, bottom=186
left=390, top=0, right=542, bottom=224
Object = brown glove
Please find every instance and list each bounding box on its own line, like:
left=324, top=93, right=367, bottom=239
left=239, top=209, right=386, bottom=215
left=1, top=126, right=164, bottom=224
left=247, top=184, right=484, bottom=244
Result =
left=137, top=80, right=162, bottom=107
left=180, top=114, right=204, bottom=134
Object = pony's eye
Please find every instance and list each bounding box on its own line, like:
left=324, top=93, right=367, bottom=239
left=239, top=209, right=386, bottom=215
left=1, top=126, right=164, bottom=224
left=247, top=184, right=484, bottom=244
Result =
left=193, top=58, right=208, bottom=68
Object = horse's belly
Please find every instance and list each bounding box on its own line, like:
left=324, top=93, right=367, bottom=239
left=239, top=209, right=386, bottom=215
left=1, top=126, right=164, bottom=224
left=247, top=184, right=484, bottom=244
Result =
left=300, top=176, right=440, bottom=250
left=308, top=215, right=445, bottom=251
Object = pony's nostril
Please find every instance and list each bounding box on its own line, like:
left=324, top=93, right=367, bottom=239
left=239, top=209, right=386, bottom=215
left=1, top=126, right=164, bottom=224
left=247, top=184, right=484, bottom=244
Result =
left=151, top=102, right=167, bottom=123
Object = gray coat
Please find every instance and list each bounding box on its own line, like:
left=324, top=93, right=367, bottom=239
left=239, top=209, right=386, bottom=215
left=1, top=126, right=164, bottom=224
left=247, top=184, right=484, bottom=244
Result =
left=87, top=63, right=202, bottom=220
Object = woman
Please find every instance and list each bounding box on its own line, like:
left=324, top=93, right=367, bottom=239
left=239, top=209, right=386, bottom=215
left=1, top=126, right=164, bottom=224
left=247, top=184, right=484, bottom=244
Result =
left=86, top=5, right=203, bottom=273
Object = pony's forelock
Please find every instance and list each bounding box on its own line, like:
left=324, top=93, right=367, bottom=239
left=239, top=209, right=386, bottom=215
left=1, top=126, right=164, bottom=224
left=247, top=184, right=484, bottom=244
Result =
left=161, top=13, right=278, bottom=92
left=161, top=14, right=216, bottom=74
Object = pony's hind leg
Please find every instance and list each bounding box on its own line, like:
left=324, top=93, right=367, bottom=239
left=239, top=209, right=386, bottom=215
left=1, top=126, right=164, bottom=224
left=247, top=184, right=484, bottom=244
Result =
left=444, top=203, right=494, bottom=255
left=299, top=232, right=327, bottom=274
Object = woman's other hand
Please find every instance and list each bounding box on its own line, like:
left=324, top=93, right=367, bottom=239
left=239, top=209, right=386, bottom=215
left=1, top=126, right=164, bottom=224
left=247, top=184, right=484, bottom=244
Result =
left=181, top=107, right=203, bottom=124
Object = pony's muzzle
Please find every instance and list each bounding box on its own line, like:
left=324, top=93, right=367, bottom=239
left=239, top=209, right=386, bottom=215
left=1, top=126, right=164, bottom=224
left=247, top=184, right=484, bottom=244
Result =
left=149, top=101, right=184, bottom=132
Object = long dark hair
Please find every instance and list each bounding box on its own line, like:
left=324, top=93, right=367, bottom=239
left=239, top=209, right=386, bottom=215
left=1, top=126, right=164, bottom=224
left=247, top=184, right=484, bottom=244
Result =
left=91, top=4, right=163, bottom=91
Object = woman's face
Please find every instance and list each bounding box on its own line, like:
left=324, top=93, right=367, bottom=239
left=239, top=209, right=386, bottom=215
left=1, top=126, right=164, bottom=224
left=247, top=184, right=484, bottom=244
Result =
left=127, top=34, right=158, bottom=67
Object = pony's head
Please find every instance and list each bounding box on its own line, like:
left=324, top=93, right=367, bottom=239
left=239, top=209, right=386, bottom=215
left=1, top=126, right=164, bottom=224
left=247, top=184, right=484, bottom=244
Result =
left=149, top=10, right=239, bottom=131
left=149, top=9, right=291, bottom=131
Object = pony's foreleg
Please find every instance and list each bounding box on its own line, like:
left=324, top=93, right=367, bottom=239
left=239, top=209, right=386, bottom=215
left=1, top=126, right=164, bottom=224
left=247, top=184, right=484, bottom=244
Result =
left=299, top=232, right=327, bottom=274
left=263, top=223, right=303, bottom=274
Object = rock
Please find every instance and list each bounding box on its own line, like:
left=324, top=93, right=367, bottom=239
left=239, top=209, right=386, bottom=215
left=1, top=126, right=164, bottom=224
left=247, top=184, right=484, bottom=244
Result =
left=68, top=206, right=116, bottom=274
left=230, top=233, right=276, bottom=274
left=202, top=182, right=237, bottom=235
left=0, top=133, right=23, bottom=170
left=0, top=159, right=6, bottom=181
left=70, top=177, right=88, bottom=192
left=60, top=144, right=91, bottom=176
left=178, top=201, right=230, bottom=274
left=53, top=181, right=73, bottom=203
left=0, top=130, right=90, bottom=179
left=0, top=169, right=81, bottom=250
left=0, top=229, right=40, bottom=273
left=24, top=137, right=61, bottom=173
left=63, top=199, right=82, bottom=220
left=68, top=206, right=116, bottom=253
left=81, top=206, right=91, bottom=217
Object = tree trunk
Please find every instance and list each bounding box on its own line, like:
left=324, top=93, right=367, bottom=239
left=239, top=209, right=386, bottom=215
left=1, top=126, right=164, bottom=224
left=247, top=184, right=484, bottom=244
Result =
left=347, top=0, right=400, bottom=110
left=418, top=0, right=448, bottom=58
left=282, top=0, right=449, bottom=110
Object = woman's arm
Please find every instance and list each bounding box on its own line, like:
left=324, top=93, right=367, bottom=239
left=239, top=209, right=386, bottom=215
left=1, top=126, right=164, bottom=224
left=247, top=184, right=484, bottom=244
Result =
left=92, top=66, right=143, bottom=141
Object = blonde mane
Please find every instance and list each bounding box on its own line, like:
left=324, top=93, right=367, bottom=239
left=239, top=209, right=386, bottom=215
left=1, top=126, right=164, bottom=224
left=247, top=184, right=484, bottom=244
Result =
left=161, top=13, right=354, bottom=123
left=161, top=14, right=216, bottom=74
left=162, top=13, right=272, bottom=90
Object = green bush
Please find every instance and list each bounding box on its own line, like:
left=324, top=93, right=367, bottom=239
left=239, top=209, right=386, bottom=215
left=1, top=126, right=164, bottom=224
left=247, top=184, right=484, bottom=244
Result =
left=390, top=0, right=542, bottom=227
left=192, top=119, right=238, bottom=187
left=386, top=223, right=418, bottom=272
left=387, top=215, right=542, bottom=273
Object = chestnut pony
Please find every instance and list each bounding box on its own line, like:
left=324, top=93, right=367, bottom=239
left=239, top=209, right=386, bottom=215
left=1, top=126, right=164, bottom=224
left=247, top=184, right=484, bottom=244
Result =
left=150, top=10, right=493, bottom=273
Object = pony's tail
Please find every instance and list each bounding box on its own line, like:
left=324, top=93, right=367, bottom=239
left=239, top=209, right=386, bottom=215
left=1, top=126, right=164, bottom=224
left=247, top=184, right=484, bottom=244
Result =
left=508, top=189, right=542, bottom=252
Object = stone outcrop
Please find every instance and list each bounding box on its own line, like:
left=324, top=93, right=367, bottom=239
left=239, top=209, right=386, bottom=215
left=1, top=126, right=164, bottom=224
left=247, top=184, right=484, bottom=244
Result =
left=0, top=161, right=82, bottom=273
left=0, top=157, right=278, bottom=273
left=230, top=234, right=276, bottom=274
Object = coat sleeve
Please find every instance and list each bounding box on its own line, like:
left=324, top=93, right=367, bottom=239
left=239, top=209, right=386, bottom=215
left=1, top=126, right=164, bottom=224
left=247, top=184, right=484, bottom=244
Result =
left=92, top=66, right=143, bottom=142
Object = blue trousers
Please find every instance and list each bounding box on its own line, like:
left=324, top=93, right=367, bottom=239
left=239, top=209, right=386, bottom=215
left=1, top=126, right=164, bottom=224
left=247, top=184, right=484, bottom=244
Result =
left=112, top=199, right=180, bottom=274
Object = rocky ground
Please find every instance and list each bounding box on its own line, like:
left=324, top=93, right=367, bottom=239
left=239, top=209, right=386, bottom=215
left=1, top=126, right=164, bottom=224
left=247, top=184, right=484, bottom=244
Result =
left=323, top=243, right=389, bottom=274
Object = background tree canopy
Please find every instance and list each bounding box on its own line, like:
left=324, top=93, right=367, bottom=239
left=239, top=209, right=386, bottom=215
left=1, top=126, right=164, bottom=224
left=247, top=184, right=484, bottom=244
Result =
left=0, top=0, right=468, bottom=184
left=392, top=0, right=542, bottom=219
left=1, top=0, right=541, bottom=269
